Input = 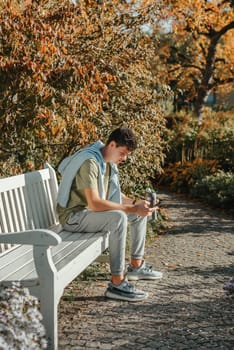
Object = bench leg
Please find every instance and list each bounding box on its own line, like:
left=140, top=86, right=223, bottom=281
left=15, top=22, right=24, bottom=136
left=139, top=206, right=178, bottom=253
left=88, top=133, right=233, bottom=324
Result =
left=40, top=294, right=59, bottom=350
left=33, top=247, right=60, bottom=350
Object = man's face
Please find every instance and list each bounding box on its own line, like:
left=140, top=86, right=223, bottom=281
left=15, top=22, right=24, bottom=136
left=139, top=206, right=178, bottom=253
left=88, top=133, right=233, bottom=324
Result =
left=109, top=142, right=131, bottom=164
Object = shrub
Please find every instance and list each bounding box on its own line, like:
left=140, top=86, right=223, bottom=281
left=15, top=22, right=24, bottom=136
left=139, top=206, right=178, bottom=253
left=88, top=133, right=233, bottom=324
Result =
left=0, top=283, right=47, bottom=350
left=165, top=109, right=234, bottom=169
left=0, top=0, right=168, bottom=197
left=155, top=159, right=219, bottom=193
left=191, top=171, right=234, bottom=211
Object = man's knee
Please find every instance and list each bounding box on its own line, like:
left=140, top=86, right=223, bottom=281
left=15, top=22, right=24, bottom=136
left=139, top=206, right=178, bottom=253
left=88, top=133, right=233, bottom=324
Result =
left=109, top=210, right=128, bottom=228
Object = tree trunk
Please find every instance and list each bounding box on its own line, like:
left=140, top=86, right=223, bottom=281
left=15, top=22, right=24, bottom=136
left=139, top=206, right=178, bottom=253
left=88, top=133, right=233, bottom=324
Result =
left=194, top=21, right=234, bottom=118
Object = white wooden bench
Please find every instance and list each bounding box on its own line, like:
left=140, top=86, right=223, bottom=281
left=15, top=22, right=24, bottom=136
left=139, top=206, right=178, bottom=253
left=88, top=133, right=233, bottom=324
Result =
left=0, top=163, right=109, bottom=350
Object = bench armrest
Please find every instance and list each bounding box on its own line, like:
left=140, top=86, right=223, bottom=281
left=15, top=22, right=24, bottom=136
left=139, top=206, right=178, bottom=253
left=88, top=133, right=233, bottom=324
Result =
left=0, top=229, right=62, bottom=246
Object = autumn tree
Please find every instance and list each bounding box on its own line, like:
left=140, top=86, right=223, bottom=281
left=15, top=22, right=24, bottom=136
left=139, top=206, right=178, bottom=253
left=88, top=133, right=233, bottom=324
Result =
left=157, top=0, right=234, bottom=117
left=0, top=0, right=170, bottom=194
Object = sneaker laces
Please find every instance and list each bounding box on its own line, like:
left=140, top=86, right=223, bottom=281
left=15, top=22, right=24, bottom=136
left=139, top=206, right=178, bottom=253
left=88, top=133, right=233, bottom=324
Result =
left=142, top=264, right=153, bottom=273
left=122, top=279, right=135, bottom=292
left=135, top=261, right=153, bottom=273
left=110, top=277, right=135, bottom=292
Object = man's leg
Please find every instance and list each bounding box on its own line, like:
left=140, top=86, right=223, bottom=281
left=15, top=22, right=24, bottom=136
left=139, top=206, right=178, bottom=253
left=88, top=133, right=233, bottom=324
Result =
left=128, top=213, right=147, bottom=265
left=63, top=209, right=127, bottom=276
left=63, top=210, right=149, bottom=301
left=127, top=213, right=163, bottom=280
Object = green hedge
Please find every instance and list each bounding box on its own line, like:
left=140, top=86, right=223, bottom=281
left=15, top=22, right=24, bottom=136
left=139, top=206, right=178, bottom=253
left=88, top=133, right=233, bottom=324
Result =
left=191, top=171, right=234, bottom=212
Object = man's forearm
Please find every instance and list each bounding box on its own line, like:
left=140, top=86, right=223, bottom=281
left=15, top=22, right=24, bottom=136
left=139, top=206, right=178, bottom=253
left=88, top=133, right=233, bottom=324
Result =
left=121, top=194, right=135, bottom=205
left=90, top=197, right=136, bottom=214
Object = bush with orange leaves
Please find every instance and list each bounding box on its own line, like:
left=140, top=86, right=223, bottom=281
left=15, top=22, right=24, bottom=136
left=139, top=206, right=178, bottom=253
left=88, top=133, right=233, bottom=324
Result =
left=156, top=159, right=220, bottom=193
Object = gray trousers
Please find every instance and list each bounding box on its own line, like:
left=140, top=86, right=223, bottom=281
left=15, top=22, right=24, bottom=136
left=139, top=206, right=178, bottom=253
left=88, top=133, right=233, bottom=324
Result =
left=63, top=210, right=147, bottom=275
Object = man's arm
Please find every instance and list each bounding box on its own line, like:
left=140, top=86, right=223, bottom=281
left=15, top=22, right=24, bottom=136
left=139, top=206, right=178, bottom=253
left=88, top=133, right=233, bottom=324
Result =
left=84, top=188, right=153, bottom=217
left=121, top=193, right=159, bottom=215
left=121, top=193, right=135, bottom=205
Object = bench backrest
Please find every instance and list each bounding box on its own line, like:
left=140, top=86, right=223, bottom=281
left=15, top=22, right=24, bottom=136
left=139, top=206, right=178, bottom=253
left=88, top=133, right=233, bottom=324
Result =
left=0, top=163, right=59, bottom=253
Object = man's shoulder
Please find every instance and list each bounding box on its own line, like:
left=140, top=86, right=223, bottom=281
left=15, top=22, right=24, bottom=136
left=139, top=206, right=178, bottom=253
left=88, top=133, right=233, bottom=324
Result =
left=81, top=158, right=99, bottom=167
left=79, top=158, right=99, bottom=175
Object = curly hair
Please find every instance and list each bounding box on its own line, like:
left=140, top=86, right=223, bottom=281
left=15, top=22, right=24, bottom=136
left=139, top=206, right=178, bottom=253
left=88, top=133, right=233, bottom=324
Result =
left=106, top=128, right=137, bottom=151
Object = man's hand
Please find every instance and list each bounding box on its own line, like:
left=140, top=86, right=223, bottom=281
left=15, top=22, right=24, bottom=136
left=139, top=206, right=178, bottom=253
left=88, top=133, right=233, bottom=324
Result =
left=134, top=200, right=158, bottom=217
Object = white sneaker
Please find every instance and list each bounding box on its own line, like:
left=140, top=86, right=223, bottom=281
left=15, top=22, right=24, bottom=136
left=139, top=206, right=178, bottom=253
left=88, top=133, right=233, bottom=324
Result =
left=105, top=278, right=148, bottom=302
left=127, top=261, right=163, bottom=281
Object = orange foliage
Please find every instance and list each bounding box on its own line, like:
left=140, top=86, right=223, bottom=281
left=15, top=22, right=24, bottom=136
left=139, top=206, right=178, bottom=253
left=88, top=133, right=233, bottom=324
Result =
left=157, top=0, right=234, bottom=116
left=0, top=0, right=168, bottom=196
left=156, top=159, right=220, bottom=193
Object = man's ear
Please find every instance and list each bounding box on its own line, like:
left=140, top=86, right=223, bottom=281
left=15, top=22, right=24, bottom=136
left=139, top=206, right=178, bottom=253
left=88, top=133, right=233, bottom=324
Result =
left=109, top=140, right=117, bottom=148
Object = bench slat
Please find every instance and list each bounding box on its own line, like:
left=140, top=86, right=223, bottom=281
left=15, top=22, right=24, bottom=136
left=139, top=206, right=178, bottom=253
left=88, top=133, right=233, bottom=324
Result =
left=2, top=191, right=16, bottom=232
left=54, top=232, right=104, bottom=270
left=16, top=232, right=92, bottom=282
left=52, top=231, right=95, bottom=263
left=0, top=245, right=26, bottom=267
left=3, top=258, right=36, bottom=283
left=0, top=245, right=34, bottom=280
left=0, top=168, right=58, bottom=236
left=44, top=179, right=57, bottom=224
left=0, top=168, right=51, bottom=191
left=0, top=231, right=109, bottom=285
left=12, top=188, right=26, bottom=231
left=57, top=231, right=109, bottom=287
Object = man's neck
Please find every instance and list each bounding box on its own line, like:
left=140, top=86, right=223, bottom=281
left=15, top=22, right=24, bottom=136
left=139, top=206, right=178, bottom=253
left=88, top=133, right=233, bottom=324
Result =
left=100, top=146, right=108, bottom=163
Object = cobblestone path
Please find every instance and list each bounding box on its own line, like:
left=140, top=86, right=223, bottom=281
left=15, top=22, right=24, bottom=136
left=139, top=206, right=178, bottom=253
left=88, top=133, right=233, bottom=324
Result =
left=58, top=191, right=234, bottom=350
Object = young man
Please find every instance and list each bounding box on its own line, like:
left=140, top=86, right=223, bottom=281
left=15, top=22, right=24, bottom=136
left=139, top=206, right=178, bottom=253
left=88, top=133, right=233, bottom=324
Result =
left=56, top=127, right=162, bottom=302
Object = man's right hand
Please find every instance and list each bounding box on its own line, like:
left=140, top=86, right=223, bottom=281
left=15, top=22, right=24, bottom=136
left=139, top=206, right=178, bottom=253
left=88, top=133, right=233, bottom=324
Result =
left=134, top=200, right=156, bottom=217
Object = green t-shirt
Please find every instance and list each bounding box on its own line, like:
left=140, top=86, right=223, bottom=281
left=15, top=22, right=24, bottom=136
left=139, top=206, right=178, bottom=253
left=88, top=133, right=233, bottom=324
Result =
left=57, top=158, right=110, bottom=225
